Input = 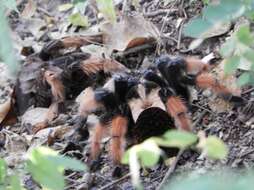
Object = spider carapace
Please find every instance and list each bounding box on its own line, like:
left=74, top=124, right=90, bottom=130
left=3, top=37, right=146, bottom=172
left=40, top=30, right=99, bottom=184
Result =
left=78, top=54, right=245, bottom=166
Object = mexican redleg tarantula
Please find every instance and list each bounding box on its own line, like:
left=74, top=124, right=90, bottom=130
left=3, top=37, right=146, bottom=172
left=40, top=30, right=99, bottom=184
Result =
left=77, top=54, right=245, bottom=165
left=13, top=36, right=247, bottom=167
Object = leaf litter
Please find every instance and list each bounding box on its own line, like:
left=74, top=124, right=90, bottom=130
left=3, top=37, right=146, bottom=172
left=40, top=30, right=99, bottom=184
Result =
left=1, top=0, right=254, bottom=189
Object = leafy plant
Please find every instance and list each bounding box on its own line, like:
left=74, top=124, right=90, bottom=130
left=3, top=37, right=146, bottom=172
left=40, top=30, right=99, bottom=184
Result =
left=184, top=0, right=254, bottom=86
left=0, top=3, right=20, bottom=76
left=166, top=170, right=254, bottom=190
left=0, top=146, right=86, bottom=190
left=122, top=130, right=228, bottom=189
left=96, top=0, right=116, bottom=23
left=59, top=0, right=89, bottom=27
left=0, top=0, right=18, bottom=12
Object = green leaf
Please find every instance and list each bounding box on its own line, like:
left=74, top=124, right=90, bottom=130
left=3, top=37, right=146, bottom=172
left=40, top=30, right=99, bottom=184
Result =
left=0, top=0, right=18, bottom=11
left=122, top=140, right=161, bottom=167
left=0, top=159, right=7, bottom=184
left=96, top=0, right=116, bottom=23
left=243, top=50, right=254, bottom=64
left=237, top=72, right=251, bottom=86
left=161, top=130, right=198, bottom=149
left=9, top=175, right=22, bottom=190
left=72, top=0, right=88, bottom=13
left=224, top=56, right=240, bottom=75
left=47, top=155, right=86, bottom=171
left=122, top=149, right=130, bottom=164
left=203, top=0, right=245, bottom=23
left=165, top=171, right=254, bottom=190
left=183, top=18, right=213, bottom=38
left=0, top=6, right=20, bottom=76
left=26, top=147, right=65, bottom=190
left=202, top=0, right=210, bottom=4
left=26, top=146, right=86, bottom=190
left=69, top=12, right=88, bottom=27
left=236, top=26, right=254, bottom=46
left=58, top=3, right=74, bottom=12
left=203, top=136, right=228, bottom=159
left=220, top=37, right=236, bottom=57
left=245, top=10, right=254, bottom=20
left=137, top=140, right=161, bottom=167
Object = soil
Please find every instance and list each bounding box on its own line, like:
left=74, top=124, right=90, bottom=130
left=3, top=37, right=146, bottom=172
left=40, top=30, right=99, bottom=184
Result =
left=1, top=0, right=254, bottom=189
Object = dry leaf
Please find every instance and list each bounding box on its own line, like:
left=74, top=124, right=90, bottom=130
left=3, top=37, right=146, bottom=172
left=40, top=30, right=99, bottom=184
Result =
left=101, top=14, right=159, bottom=53
left=21, top=107, right=48, bottom=128
left=0, top=99, right=12, bottom=124
left=0, top=93, right=17, bottom=127
left=21, top=0, right=37, bottom=19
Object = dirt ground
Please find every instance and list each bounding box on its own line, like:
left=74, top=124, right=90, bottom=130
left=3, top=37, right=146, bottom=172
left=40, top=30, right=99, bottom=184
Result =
left=1, top=0, right=254, bottom=189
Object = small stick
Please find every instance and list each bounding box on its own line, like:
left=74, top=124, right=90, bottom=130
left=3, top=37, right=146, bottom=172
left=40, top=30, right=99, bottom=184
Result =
left=156, top=149, right=185, bottom=190
left=192, top=110, right=207, bottom=128
left=114, top=42, right=156, bottom=57
left=98, top=173, right=131, bottom=190
left=144, top=9, right=177, bottom=18
left=177, top=20, right=185, bottom=50
left=242, top=87, right=254, bottom=95
left=191, top=103, right=214, bottom=115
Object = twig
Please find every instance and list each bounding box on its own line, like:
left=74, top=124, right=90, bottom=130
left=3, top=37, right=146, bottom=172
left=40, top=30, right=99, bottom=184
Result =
left=177, top=0, right=187, bottom=50
left=177, top=20, right=185, bottom=50
left=156, top=149, right=185, bottom=190
left=122, top=0, right=132, bottom=15
left=114, top=42, right=156, bottom=57
left=192, top=110, right=207, bottom=128
left=37, top=7, right=53, bottom=17
left=98, top=173, right=131, bottom=190
left=240, top=149, right=254, bottom=158
left=156, top=7, right=174, bottom=54
left=191, top=103, right=215, bottom=115
left=144, top=9, right=177, bottom=18
left=242, top=87, right=254, bottom=95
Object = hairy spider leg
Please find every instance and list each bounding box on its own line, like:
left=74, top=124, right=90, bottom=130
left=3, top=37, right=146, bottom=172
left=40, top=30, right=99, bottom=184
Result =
left=144, top=71, right=192, bottom=131
left=91, top=121, right=109, bottom=160
left=110, top=115, right=128, bottom=164
left=195, top=73, right=244, bottom=105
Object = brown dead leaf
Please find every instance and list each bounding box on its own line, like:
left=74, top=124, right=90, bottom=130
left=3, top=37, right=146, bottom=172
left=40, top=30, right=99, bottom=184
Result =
left=101, top=14, right=159, bottom=53
left=21, top=0, right=37, bottom=19
left=80, top=57, right=128, bottom=75
left=0, top=99, right=12, bottom=124
left=0, top=94, right=17, bottom=127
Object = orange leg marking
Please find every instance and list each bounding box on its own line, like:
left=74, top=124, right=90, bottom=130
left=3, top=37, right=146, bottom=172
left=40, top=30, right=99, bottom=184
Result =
left=91, top=122, right=108, bottom=160
left=166, top=96, right=191, bottom=131
left=110, top=116, right=128, bottom=164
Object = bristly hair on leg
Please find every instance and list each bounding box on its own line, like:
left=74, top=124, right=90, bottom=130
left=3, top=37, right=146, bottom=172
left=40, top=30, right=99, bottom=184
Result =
left=165, top=96, right=191, bottom=131
left=110, top=116, right=128, bottom=164
left=91, top=122, right=109, bottom=160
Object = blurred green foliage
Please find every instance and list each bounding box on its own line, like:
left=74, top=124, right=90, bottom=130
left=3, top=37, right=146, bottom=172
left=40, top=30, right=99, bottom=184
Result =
left=0, top=2, right=20, bottom=76
left=122, top=129, right=227, bottom=189
left=184, top=0, right=254, bottom=86
left=165, top=170, right=254, bottom=190
left=96, top=0, right=116, bottom=23
left=0, top=147, right=86, bottom=190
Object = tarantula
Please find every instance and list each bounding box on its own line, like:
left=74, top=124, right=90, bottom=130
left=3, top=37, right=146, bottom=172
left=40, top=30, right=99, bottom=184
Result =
left=78, top=55, right=245, bottom=166
left=12, top=36, right=247, bottom=167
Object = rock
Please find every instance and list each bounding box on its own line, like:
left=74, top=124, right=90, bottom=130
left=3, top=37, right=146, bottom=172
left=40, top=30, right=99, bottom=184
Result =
left=22, top=107, right=48, bottom=128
